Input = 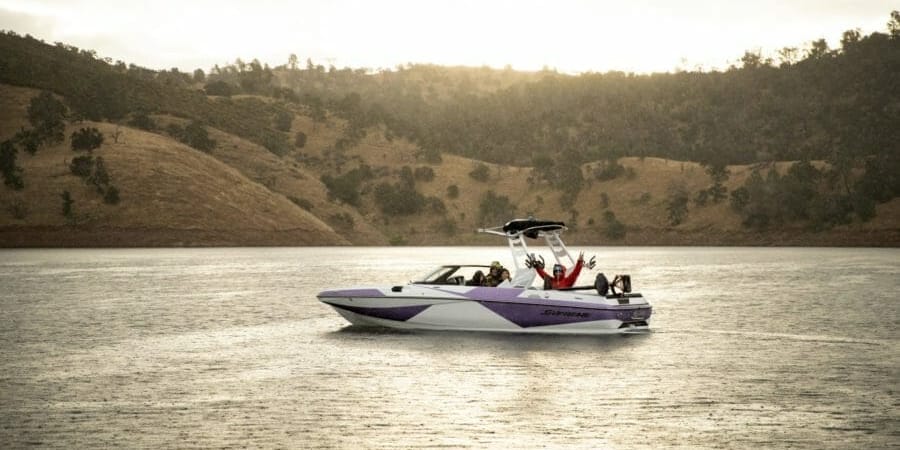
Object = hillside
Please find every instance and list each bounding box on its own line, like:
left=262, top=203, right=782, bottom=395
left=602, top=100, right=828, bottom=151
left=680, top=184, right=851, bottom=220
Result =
left=0, top=85, right=348, bottom=246
left=2, top=81, right=899, bottom=247
left=0, top=22, right=899, bottom=247
left=311, top=130, right=900, bottom=246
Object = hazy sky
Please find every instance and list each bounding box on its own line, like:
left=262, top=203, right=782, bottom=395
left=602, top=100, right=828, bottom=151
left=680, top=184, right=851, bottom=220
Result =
left=0, top=0, right=896, bottom=73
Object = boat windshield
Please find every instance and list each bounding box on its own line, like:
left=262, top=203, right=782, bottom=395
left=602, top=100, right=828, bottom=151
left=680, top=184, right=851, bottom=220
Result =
left=414, top=265, right=491, bottom=285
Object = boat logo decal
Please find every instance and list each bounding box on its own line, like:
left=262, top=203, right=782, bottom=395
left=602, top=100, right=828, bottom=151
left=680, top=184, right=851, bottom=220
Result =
left=542, top=309, right=590, bottom=318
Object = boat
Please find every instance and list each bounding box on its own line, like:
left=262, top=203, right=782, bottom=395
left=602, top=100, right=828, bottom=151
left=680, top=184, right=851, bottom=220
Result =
left=317, top=218, right=652, bottom=334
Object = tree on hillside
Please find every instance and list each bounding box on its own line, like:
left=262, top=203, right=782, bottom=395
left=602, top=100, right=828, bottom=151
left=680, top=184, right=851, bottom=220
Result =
left=238, top=59, right=274, bottom=94
left=666, top=182, right=690, bottom=226
left=0, top=140, right=24, bottom=190
left=468, top=163, right=490, bottom=182
left=274, top=110, right=293, bottom=132
left=418, top=147, right=442, bottom=164
left=14, top=129, right=41, bottom=156
left=374, top=181, right=424, bottom=215
left=88, top=156, right=110, bottom=192
left=260, top=130, right=289, bottom=156
left=739, top=50, right=772, bottom=69
left=806, top=38, right=832, bottom=59
left=104, top=185, right=120, bottom=205
left=69, top=155, right=94, bottom=178
left=320, top=165, right=372, bottom=206
left=27, top=91, right=67, bottom=147
left=780, top=160, right=821, bottom=221
left=414, top=166, right=435, bottom=182
left=128, top=110, right=157, bottom=131
left=695, top=163, right=730, bottom=206
left=294, top=131, right=307, bottom=148
left=478, top=190, right=516, bottom=226
left=204, top=80, right=235, bottom=97
left=530, top=155, right=555, bottom=184
left=399, top=165, right=415, bottom=189
left=60, top=190, right=74, bottom=223
left=71, top=127, right=104, bottom=152
left=592, top=158, right=626, bottom=181
left=193, top=69, right=206, bottom=83
left=856, top=154, right=900, bottom=203
left=890, top=10, right=900, bottom=37
left=67, top=74, right=130, bottom=121
left=777, top=46, right=801, bottom=67
left=181, top=121, right=216, bottom=152
left=602, top=210, right=626, bottom=240
left=729, top=160, right=883, bottom=231
left=555, top=157, right=584, bottom=209
left=306, top=96, right=327, bottom=130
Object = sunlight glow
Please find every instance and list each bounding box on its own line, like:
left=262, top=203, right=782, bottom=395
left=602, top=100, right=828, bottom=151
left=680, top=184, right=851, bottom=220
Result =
left=0, top=0, right=893, bottom=73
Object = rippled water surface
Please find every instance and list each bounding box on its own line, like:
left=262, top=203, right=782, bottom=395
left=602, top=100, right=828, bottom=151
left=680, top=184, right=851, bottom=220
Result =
left=1, top=247, right=898, bottom=449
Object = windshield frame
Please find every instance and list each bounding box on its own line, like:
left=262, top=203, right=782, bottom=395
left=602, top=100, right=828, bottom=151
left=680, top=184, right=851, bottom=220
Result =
left=413, top=265, right=492, bottom=285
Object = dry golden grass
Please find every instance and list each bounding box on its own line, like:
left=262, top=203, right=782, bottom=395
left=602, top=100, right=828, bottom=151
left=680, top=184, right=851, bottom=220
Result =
left=333, top=133, right=899, bottom=245
left=151, top=113, right=387, bottom=244
left=0, top=84, right=40, bottom=137
left=2, top=82, right=896, bottom=246
left=0, top=85, right=348, bottom=246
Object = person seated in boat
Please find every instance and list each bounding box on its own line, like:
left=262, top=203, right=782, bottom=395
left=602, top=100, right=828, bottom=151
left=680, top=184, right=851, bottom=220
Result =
left=533, top=252, right=586, bottom=289
left=484, top=261, right=506, bottom=287
left=494, top=268, right=513, bottom=287
left=466, top=270, right=487, bottom=286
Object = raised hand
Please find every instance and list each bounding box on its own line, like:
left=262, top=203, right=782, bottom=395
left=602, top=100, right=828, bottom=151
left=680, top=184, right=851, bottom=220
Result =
left=526, top=254, right=545, bottom=270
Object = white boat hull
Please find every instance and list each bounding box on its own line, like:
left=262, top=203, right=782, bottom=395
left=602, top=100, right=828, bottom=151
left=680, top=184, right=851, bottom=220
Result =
left=318, top=285, right=651, bottom=335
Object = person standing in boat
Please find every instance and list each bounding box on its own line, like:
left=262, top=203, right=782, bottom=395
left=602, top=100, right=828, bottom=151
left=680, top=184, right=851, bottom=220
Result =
left=533, top=252, right=586, bottom=289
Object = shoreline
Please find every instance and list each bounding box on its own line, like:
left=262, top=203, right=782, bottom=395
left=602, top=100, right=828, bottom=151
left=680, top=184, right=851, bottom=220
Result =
left=2, top=226, right=899, bottom=248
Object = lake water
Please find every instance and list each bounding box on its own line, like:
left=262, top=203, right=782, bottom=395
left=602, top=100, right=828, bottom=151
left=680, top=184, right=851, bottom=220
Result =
left=0, top=247, right=897, bottom=449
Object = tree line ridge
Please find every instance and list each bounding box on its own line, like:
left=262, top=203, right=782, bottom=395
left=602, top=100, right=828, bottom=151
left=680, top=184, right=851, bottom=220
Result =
left=0, top=12, right=898, bottom=246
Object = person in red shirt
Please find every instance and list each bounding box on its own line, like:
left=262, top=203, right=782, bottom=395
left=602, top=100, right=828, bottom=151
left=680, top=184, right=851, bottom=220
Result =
left=534, top=253, right=586, bottom=289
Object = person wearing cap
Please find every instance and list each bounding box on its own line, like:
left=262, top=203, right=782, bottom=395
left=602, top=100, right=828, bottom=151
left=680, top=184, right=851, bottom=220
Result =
left=535, top=252, right=586, bottom=289
left=484, top=261, right=506, bottom=287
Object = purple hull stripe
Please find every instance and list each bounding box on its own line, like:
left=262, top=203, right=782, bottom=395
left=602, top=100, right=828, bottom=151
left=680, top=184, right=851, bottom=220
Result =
left=318, top=288, right=385, bottom=298
left=327, top=303, right=431, bottom=321
left=480, top=301, right=651, bottom=328
left=461, top=286, right=651, bottom=310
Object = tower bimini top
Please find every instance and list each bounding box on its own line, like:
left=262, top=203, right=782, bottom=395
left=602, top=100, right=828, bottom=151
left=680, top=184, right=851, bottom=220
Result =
left=481, top=218, right=567, bottom=239
left=478, top=218, right=574, bottom=289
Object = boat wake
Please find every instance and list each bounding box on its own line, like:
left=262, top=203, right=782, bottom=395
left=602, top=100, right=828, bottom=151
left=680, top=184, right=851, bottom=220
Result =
left=659, top=328, right=885, bottom=346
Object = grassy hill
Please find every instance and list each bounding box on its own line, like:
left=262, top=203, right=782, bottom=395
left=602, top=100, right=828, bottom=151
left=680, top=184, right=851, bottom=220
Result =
left=2, top=82, right=898, bottom=247
left=0, top=23, right=898, bottom=246
left=0, top=85, right=348, bottom=246
left=311, top=127, right=900, bottom=246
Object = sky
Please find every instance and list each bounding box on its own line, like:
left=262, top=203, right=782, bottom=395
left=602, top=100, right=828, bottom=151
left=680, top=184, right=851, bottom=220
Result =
left=0, top=0, right=896, bottom=74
